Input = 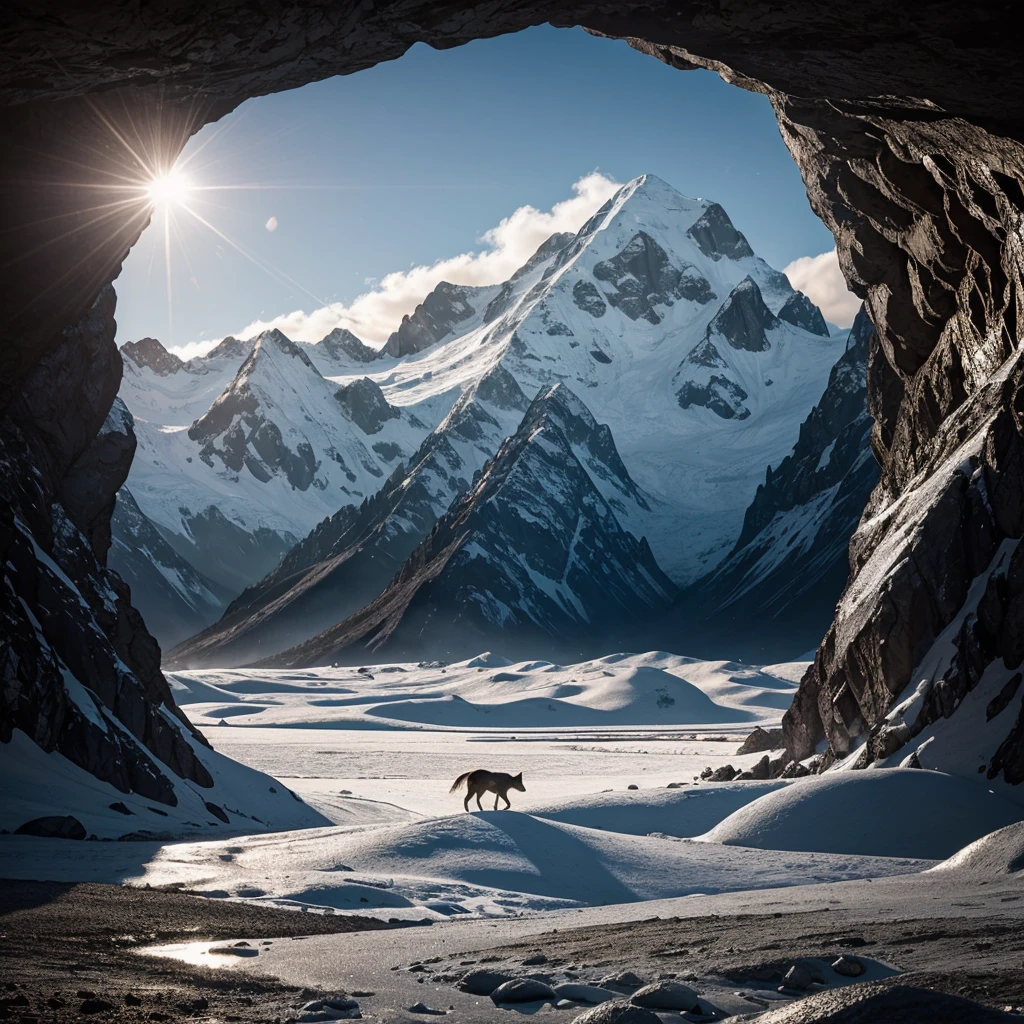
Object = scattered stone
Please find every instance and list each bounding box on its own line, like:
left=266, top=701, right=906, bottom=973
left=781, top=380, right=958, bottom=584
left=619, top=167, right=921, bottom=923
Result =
left=553, top=983, right=616, bottom=1004
left=627, top=784, right=639, bottom=790
left=521, top=953, right=548, bottom=966
left=79, top=998, right=114, bottom=1014
left=737, top=727, right=784, bottom=755
left=572, top=1000, right=662, bottom=1023
left=458, top=969, right=514, bottom=995
left=124, top=992, right=142, bottom=1006
left=779, top=760, right=811, bottom=779
left=15, top=815, right=87, bottom=840
left=831, top=955, right=865, bottom=977
left=490, top=979, right=556, bottom=1004
left=781, top=963, right=814, bottom=991
left=630, top=980, right=700, bottom=1011
left=666, top=782, right=687, bottom=789
left=109, top=801, right=133, bottom=815
left=407, top=1002, right=447, bottom=1015
left=209, top=944, right=259, bottom=957
left=700, top=764, right=738, bottom=782
left=599, top=971, right=646, bottom=990
left=833, top=936, right=869, bottom=948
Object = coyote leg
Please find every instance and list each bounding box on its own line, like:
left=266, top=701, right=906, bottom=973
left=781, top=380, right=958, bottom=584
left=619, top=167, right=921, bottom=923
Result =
left=476, top=792, right=484, bottom=810
left=502, top=794, right=511, bottom=810
left=464, top=792, right=471, bottom=812
left=494, top=794, right=500, bottom=810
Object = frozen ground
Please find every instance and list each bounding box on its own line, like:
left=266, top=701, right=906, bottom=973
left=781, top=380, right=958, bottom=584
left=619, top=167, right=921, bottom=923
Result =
left=4, top=651, right=1021, bottom=933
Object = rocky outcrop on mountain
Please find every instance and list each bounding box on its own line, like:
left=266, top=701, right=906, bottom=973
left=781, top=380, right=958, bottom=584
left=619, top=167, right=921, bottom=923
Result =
left=166, top=365, right=530, bottom=667
left=335, top=377, right=400, bottom=434
left=265, top=384, right=676, bottom=665
left=777, top=291, right=830, bottom=337
left=705, top=276, right=777, bottom=353
left=109, top=486, right=231, bottom=648
left=316, top=327, right=379, bottom=364
left=384, top=281, right=483, bottom=358
left=686, top=202, right=755, bottom=261
left=591, top=230, right=716, bottom=322
left=661, top=307, right=878, bottom=662
left=121, top=337, right=185, bottom=376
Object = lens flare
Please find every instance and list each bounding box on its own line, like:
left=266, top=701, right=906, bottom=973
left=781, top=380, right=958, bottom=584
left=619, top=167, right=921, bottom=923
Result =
left=145, top=169, right=191, bottom=206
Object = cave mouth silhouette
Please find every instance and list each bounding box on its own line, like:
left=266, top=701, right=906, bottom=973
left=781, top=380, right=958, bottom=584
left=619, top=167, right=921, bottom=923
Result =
left=1, top=3, right=1022, bottom=781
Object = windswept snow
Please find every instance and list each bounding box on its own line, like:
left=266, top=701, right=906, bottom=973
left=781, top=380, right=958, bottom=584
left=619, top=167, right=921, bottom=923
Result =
left=168, top=652, right=800, bottom=730
left=698, top=768, right=1023, bottom=859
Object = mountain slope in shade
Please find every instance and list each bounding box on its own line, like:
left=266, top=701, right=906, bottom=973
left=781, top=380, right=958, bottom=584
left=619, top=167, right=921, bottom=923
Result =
left=262, top=384, right=677, bottom=667
left=108, top=486, right=232, bottom=648
left=654, top=306, right=878, bottom=662
left=120, top=329, right=430, bottom=595
left=166, top=365, right=532, bottom=667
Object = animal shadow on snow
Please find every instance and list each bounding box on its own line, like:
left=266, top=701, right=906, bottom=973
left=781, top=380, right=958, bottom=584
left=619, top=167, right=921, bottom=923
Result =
left=457, top=812, right=636, bottom=905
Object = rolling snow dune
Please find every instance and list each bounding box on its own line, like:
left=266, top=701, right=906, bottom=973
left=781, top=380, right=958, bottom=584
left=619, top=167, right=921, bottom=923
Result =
left=51, top=811, right=929, bottom=918
left=529, top=781, right=790, bottom=838
left=699, top=768, right=1023, bottom=860
left=931, top=820, right=1024, bottom=877
left=168, top=652, right=800, bottom=731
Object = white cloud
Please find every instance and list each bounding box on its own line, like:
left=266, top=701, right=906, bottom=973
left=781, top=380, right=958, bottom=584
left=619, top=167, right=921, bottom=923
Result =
left=265, top=216, right=278, bottom=232
left=782, top=249, right=861, bottom=327
left=169, top=172, right=621, bottom=357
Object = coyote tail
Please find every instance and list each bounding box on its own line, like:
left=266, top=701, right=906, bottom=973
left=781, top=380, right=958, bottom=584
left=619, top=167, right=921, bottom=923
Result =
left=449, top=771, right=472, bottom=793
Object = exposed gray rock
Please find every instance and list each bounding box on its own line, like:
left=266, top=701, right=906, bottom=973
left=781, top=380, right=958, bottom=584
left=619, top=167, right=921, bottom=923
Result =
left=572, top=1001, right=661, bottom=1024
left=316, top=327, right=379, bottom=363
left=706, top=276, right=777, bottom=352
left=553, top=983, right=615, bottom=1004
left=777, top=291, right=829, bottom=336
left=599, top=971, right=646, bottom=990
left=676, top=374, right=750, bottom=420
left=830, top=955, right=865, bottom=977
left=593, top=230, right=714, bottom=323
left=457, top=970, right=513, bottom=996
left=629, top=980, right=700, bottom=1011
left=489, top=978, right=555, bottom=1004
left=573, top=280, right=607, bottom=318
left=686, top=202, right=754, bottom=261
left=737, top=727, right=785, bottom=755
left=335, top=377, right=400, bottom=434
left=384, top=281, right=480, bottom=357
left=120, top=337, right=184, bottom=376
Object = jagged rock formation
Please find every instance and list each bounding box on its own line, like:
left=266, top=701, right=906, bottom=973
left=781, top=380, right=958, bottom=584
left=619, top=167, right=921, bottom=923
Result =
left=264, top=385, right=677, bottom=666
left=121, top=337, right=185, bottom=376
left=315, top=327, right=379, bottom=364
left=2, top=2, right=1023, bottom=802
left=383, top=281, right=484, bottom=358
left=660, top=307, right=878, bottom=662
left=167, top=365, right=531, bottom=667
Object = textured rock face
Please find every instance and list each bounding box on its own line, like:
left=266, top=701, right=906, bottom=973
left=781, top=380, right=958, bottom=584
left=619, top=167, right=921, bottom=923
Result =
left=121, top=337, right=185, bottom=376
left=0, top=291, right=216, bottom=806
left=1, top=3, right=1023, bottom=787
left=383, top=281, right=482, bottom=357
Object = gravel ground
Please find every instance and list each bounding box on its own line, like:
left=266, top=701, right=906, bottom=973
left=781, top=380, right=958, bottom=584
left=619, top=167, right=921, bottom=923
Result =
left=0, top=879, right=388, bottom=1023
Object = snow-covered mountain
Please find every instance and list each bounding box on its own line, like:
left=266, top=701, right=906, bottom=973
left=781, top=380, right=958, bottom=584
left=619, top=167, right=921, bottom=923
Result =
left=108, top=486, right=231, bottom=648
left=118, top=328, right=431, bottom=604
left=651, top=305, right=878, bottom=663
left=264, top=384, right=678, bottom=666
left=142, top=173, right=846, bottom=666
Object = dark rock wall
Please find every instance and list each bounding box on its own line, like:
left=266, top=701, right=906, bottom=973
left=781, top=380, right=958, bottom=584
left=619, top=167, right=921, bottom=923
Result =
left=1, top=2, right=1023, bottom=782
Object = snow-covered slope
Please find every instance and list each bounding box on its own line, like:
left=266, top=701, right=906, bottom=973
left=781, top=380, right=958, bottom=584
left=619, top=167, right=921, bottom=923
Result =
left=263, top=384, right=679, bottom=666
left=166, top=175, right=845, bottom=667
left=655, top=306, right=879, bottom=663
left=108, top=486, right=231, bottom=648
left=354, top=174, right=844, bottom=585
left=119, top=330, right=431, bottom=596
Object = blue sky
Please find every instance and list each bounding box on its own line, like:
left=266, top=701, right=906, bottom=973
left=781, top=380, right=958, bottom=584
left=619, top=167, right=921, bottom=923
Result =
left=115, top=26, right=851, bottom=354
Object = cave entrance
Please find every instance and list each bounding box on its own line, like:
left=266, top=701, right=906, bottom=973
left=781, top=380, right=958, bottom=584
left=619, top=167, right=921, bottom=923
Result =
left=105, top=26, right=865, bottom=667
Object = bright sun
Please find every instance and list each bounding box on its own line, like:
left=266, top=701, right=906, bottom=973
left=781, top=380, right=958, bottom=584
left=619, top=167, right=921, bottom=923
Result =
left=145, top=169, right=191, bottom=206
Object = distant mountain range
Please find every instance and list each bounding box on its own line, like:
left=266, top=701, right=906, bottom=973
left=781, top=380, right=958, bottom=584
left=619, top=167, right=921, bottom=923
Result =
left=112, top=174, right=873, bottom=665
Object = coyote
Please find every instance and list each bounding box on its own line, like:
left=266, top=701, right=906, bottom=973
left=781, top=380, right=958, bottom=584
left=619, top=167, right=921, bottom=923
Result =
left=450, top=769, right=526, bottom=811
